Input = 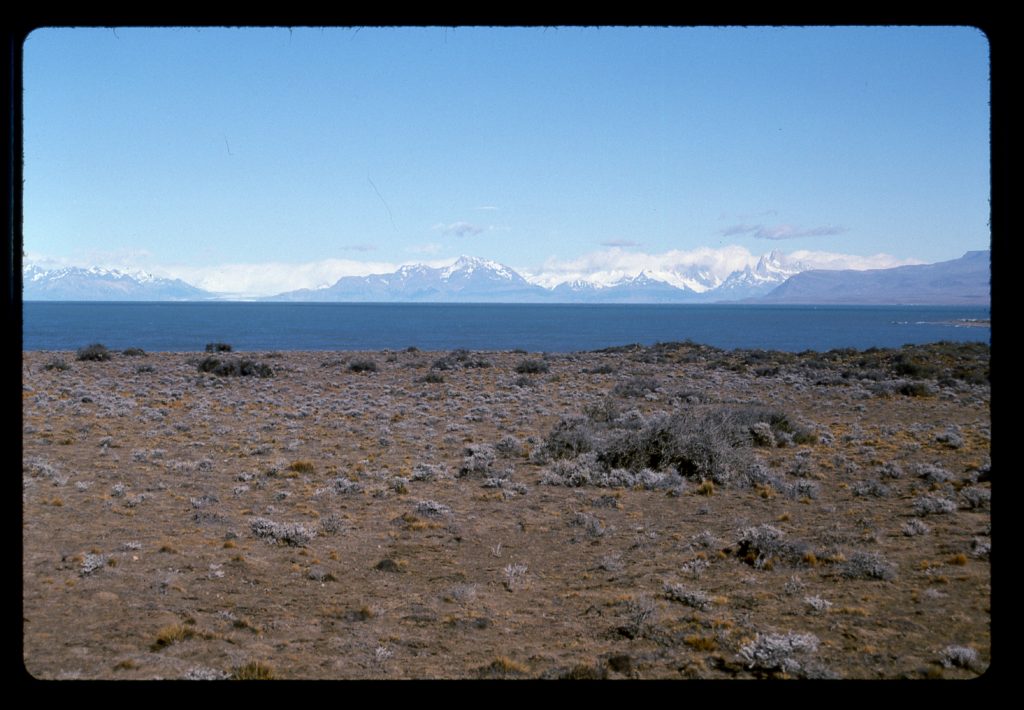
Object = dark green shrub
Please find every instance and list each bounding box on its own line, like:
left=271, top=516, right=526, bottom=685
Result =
left=198, top=356, right=273, bottom=378
left=122, top=347, right=147, bottom=357
left=349, top=359, right=379, bottom=373
left=898, top=381, right=933, bottom=397
left=892, top=352, right=937, bottom=379
left=76, top=343, right=111, bottom=361
left=515, top=359, right=549, bottom=374
left=205, top=342, right=233, bottom=353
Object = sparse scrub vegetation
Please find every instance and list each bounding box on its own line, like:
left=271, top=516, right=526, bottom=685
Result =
left=20, top=341, right=988, bottom=679
left=205, top=342, right=232, bottom=353
left=612, top=376, right=660, bottom=398
left=621, top=596, right=656, bottom=639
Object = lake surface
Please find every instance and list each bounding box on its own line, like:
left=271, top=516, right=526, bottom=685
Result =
left=22, top=302, right=991, bottom=353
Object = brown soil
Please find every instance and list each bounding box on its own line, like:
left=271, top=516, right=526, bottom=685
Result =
left=22, top=343, right=991, bottom=679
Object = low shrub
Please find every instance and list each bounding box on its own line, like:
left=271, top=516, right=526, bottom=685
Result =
left=545, top=417, right=597, bottom=460
left=838, top=551, right=897, bottom=580
left=738, top=632, right=820, bottom=676
left=939, top=646, right=980, bottom=671
left=612, top=376, right=660, bottom=398
left=515, top=359, right=549, bottom=374
left=736, top=524, right=813, bottom=568
left=250, top=518, right=316, bottom=546
left=205, top=342, right=232, bottom=353
left=912, top=495, right=957, bottom=516
left=663, top=584, right=712, bottom=610
left=43, top=357, right=69, bottom=371
left=198, top=357, right=273, bottom=378
left=76, top=343, right=111, bottom=361
left=122, top=347, right=147, bottom=357
left=349, top=359, right=379, bottom=373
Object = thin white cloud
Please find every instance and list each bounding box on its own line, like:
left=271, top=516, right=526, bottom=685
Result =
left=433, top=221, right=486, bottom=237
left=599, top=239, right=642, bottom=248
left=520, top=245, right=918, bottom=288
left=407, top=243, right=443, bottom=255
left=472, top=205, right=499, bottom=212
left=521, top=245, right=758, bottom=288
left=164, top=258, right=402, bottom=297
left=785, top=250, right=923, bottom=271
left=720, top=223, right=848, bottom=240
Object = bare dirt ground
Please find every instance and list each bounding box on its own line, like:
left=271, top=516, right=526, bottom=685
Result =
left=22, top=342, right=990, bottom=679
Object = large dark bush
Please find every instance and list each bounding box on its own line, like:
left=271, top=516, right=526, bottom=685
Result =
left=349, top=359, right=379, bottom=373
left=76, top=343, right=111, bottom=361
left=545, top=417, right=597, bottom=459
left=198, top=356, right=273, bottom=378
left=515, top=359, right=550, bottom=374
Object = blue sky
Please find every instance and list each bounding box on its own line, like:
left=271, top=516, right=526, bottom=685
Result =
left=23, top=26, right=990, bottom=296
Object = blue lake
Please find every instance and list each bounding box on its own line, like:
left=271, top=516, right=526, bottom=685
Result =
left=22, top=302, right=991, bottom=353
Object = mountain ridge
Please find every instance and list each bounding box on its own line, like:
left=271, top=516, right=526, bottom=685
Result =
left=21, top=251, right=989, bottom=305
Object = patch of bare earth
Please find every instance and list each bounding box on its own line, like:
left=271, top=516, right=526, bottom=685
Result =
left=22, top=342, right=990, bottom=679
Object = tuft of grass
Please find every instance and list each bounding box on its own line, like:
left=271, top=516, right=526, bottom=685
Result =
left=684, top=635, right=718, bottom=651
left=287, top=460, right=315, bottom=474
left=231, top=661, right=275, bottom=680
left=697, top=480, right=715, bottom=496
left=482, top=656, right=529, bottom=676
left=561, top=664, right=608, bottom=680
left=152, top=624, right=194, bottom=650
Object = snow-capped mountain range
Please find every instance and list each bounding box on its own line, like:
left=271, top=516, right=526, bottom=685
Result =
left=21, top=251, right=988, bottom=304
left=272, top=256, right=543, bottom=302
left=23, top=265, right=213, bottom=301
left=269, top=253, right=807, bottom=303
